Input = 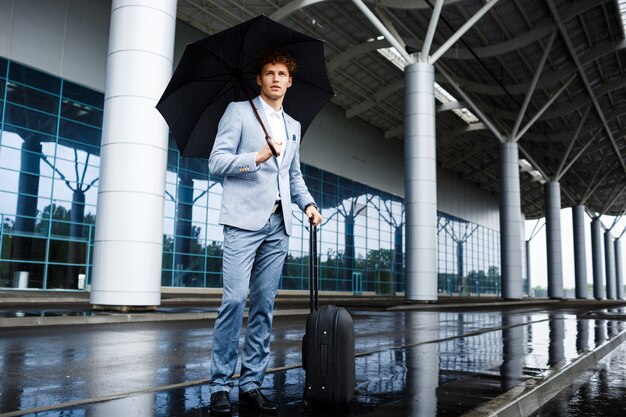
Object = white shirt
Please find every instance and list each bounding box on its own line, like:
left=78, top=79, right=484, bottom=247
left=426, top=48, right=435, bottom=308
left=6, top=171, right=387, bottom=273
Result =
left=259, top=97, right=288, bottom=200
left=259, top=98, right=288, bottom=168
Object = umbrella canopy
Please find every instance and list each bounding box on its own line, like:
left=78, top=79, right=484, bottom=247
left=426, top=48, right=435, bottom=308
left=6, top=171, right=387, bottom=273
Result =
left=156, top=15, right=334, bottom=158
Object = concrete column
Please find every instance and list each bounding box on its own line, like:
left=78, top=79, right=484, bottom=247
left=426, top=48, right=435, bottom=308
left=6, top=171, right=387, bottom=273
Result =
left=404, top=62, right=437, bottom=301
left=572, top=205, right=588, bottom=299
left=604, top=231, right=616, bottom=299
left=525, top=240, right=531, bottom=296
left=91, top=0, right=177, bottom=308
left=499, top=142, right=523, bottom=299
left=544, top=182, right=563, bottom=299
left=615, top=239, right=623, bottom=299
left=591, top=218, right=604, bottom=299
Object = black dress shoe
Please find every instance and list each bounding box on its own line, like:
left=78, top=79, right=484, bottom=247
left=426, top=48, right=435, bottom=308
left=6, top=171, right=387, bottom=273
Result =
left=239, top=388, right=278, bottom=414
left=209, top=391, right=231, bottom=416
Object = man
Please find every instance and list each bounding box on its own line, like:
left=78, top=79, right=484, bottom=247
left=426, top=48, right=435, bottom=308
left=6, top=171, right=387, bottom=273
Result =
left=207, top=49, right=323, bottom=416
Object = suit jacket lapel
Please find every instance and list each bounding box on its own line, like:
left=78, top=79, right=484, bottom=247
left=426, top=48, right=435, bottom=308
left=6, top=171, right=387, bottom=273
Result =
left=282, top=117, right=291, bottom=169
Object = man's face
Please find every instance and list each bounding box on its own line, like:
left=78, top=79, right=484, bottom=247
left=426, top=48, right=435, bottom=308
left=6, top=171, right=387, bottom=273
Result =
left=257, top=62, right=292, bottom=101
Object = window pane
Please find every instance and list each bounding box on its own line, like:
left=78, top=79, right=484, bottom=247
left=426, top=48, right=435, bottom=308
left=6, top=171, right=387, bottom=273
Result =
left=5, top=104, right=58, bottom=135
left=59, top=118, right=102, bottom=147
left=62, top=80, right=104, bottom=109
left=6, top=82, right=59, bottom=115
left=9, top=62, right=61, bottom=94
left=0, top=57, right=7, bottom=78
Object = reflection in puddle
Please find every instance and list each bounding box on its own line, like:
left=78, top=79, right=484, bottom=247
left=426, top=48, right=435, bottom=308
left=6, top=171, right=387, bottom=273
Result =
left=0, top=307, right=218, bottom=318
left=5, top=310, right=626, bottom=417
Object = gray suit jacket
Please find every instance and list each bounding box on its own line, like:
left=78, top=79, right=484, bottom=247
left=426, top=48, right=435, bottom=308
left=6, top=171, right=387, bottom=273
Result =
left=209, top=96, right=316, bottom=236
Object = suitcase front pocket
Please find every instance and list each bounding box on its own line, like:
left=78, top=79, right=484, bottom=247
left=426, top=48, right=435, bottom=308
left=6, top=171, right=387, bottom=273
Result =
left=320, top=344, right=328, bottom=376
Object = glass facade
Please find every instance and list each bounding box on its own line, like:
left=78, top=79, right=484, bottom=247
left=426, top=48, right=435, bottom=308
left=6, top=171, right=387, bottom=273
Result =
left=0, top=58, right=100, bottom=290
left=438, top=212, right=502, bottom=296
left=0, top=58, right=502, bottom=295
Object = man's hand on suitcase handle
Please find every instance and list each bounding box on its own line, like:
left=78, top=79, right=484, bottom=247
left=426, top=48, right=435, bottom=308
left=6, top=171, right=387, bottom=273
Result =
left=306, top=205, right=322, bottom=226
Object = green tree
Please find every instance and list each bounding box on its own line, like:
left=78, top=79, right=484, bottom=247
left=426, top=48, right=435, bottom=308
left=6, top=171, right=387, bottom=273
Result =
left=467, top=269, right=487, bottom=295
left=438, top=272, right=457, bottom=295
left=362, top=248, right=393, bottom=294
left=319, top=248, right=343, bottom=291
left=487, top=266, right=500, bottom=294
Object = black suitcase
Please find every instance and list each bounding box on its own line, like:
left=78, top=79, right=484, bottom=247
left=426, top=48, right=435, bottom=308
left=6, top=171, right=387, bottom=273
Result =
left=302, top=223, right=355, bottom=410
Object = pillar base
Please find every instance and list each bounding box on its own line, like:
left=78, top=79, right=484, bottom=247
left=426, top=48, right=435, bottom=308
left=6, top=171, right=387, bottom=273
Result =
left=405, top=299, right=437, bottom=304
left=93, top=305, right=157, bottom=313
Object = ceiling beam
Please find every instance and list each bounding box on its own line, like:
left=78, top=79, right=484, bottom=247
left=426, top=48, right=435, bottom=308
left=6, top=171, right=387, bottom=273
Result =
left=368, top=0, right=464, bottom=9
left=547, top=0, right=626, bottom=174
left=600, top=183, right=626, bottom=216
left=345, top=80, right=404, bottom=118
left=437, top=64, right=505, bottom=143
left=270, top=0, right=328, bottom=22
left=327, top=39, right=388, bottom=71
left=512, top=31, right=557, bottom=140
left=351, top=0, right=415, bottom=64
left=430, top=0, right=501, bottom=64
left=422, top=0, right=444, bottom=58
left=514, top=73, right=577, bottom=142
left=437, top=0, right=612, bottom=60
left=436, top=38, right=626, bottom=96
left=556, top=122, right=599, bottom=181
left=582, top=159, right=620, bottom=203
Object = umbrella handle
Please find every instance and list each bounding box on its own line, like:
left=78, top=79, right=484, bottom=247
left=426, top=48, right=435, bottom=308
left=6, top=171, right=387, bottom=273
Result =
left=261, top=129, right=279, bottom=158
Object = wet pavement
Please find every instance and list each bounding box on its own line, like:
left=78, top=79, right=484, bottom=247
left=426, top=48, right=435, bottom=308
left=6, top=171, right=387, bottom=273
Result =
left=1, top=302, right=626, bottom=417
left=531, top=323, right=626, bottom=417
left=0, top=307, right=219, bottom=318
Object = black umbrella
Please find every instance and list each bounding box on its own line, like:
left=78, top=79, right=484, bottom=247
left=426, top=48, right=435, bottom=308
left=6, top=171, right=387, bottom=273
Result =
left=156, top=15, right=334, bottom=158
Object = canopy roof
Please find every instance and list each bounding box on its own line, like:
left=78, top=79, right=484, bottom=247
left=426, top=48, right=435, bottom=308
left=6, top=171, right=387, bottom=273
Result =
left=177, top=0, right=626, bottom=219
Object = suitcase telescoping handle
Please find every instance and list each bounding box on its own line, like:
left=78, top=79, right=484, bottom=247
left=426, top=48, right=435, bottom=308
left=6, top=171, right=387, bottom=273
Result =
left=309, top=221, right=319, bottom=313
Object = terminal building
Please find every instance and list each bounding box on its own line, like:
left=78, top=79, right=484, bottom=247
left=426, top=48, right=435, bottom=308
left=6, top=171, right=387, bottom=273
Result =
left=0, top=0, right=623, bottom=307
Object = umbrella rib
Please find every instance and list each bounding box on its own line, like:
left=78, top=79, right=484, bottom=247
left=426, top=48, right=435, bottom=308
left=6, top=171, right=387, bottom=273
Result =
left=195, top=44, right=235, bottom=73
left=207, top=80, right=236, bottom=106
left=174, top=79, right=236, bottom=137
